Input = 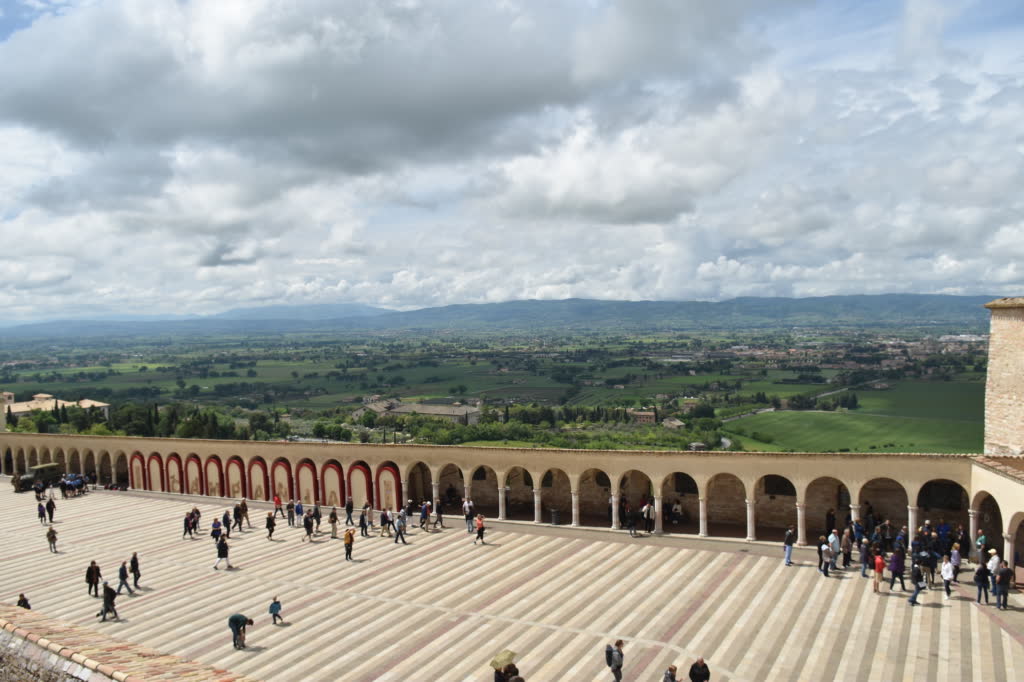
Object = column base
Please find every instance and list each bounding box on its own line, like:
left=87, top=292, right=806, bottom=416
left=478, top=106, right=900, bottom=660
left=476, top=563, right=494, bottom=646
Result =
left=571, top=522, right=579, bottom=528
left=699, top=532, right=708, bottom=538
left=746, top=536, right=756, bottom=542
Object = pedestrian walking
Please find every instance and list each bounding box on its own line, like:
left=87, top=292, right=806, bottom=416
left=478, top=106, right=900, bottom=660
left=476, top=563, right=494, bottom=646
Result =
left=420, top=501, right=429, bottom=529
left=688, top=657, right=710, bottom=682
left=889, top=550, right=907, bottom=591
left=329, top=507, right=339, bottom=538
left=975, top=528, right=987, bottom=564
left=941, top=555, right=954, bottom=600
left=46, top=525, right=58, bottom=553
left=17, top=594, right=30, bottom=610
left=345, top=498, right=354, bottom=526
left=286, top=499, right=296, bottom=526
left=828, top=529, right=840, bottom=570
left=295, top=500, right=304, bottom=525
left=859, top=538, right=871, bottom=577
left=987, top=548, right=1001, bottom=594
left=819, top=536, right=832, bottom=577
left=379, top=509, right=392, bottom=537
left=975, top=561, right=991, bottom=603
left=269, top=597, right=284, bottom=625
left=302, top=511, right=315, bottom=542
left=46, top=497, right=56, bottom=523
left=996, top=560, right=1013, bottom=610
left=344, top=527, right=355, bottom=560
left=434, top=502, right=445, bottom=529
left=241, top=498, right=251, bottom=528
left=951, top=543, right=962, bottom=582
left=266, top=512, right=276, bottom=540
left=116, top=561, right=134, bottom=595
left=97, top=582, right=118, bottom=621
left=222, top=510, right=232, bottom=539
left=86, top=561, right=102, bottom=597
left=274, top=494, right=285, bottom=519
left=627, top=509, right=638, bottom=538
left=394, top=512, right=408, bottom=544
left=908, top=562, right=926, bottom=606
left=783, top=525, right=795, bottom=566
left=233, top=504, right=243, bottom=533
left=130, top=552, right=141, bottom=589
left=463, top=498, right=473, bottom=533
left=662, top=664, right=677, bottom=682
left=606, top=640, right=624, bottom=681
left=359, top=509, right=368, bottom=537
left=37, top=502, right=46, bottom=525
left=191, top=507, right=201, bottom=533
left=872, top=549, right=886, bottom=592
left=474, top=514, right=486, bottom=545
left=213, top=537, right=233, bottom=570
left=228, top=614, right=253, bottom=649
left=210, top=518, right=223, bottom=542
left=183, top=512, right=194, bottom=540
left=313, top=502, right=322, bottom=533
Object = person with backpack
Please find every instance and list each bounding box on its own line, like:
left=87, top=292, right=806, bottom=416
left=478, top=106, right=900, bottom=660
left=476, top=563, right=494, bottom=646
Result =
left=605, top=640, right=624, bottom=681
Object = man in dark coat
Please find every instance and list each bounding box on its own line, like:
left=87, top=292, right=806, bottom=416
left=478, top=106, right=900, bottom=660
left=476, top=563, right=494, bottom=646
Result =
left=228, top=613, right=253, bottom=649
left=688, top=657, right=710, bottom=682
left=86, top=561, right=102, bottom=597
left=98, top=582, right=118, bottom=621
left=130, top=552, right=141, bottom=589
left=213, top=537, right=232, bottom=570
left=345, top=498, right=354, bottom=526
left=45, top=497, right=56, bottom=523
left=233, top=504, right=243, bottom=532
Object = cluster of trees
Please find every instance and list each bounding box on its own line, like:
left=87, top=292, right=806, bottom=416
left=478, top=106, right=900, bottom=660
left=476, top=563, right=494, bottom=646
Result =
left=6, top=404, right=111, bottom=435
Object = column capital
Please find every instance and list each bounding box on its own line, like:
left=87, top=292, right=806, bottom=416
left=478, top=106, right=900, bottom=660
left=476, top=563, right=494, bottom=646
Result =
left=795, top=502, right=806, bottom=509
left=745, top=498, right=755, bottom=506
left=1004, top=533, right=1013, bottom=542
left=968, top=508, right=979, bottom=517
left=571, top=490, right=579, bottom=498
left=849, top=503, right=861, bottom=510
left=907, top=505, right=920, bottom=512
left=532, top=488, right=541, bottom=494
left=654, top=494, right=662, bottom=500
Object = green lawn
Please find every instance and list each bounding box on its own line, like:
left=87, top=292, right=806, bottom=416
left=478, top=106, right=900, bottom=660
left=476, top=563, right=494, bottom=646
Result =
left=723, top=381, right=984, bottom=454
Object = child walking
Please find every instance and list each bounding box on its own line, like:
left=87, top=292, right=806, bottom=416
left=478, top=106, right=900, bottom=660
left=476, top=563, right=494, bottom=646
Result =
left=269, top=597, right=284, bottom=625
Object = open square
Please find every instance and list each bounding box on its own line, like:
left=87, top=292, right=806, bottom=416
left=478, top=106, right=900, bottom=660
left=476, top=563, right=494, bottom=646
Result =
left=3, top=486, right=1024, bottom=681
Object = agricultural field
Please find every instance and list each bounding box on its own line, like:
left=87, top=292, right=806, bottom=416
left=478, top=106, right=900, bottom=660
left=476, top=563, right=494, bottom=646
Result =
left=723, top=380, right=984, bottom=454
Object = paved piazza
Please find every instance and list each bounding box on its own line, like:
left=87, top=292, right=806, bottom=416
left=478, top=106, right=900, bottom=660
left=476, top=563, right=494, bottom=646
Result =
left=3, top=487, right=1024, bottom=681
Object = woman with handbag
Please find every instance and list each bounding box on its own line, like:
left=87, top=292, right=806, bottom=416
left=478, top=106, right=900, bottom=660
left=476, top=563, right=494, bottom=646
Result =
left=474, top=514, right=487, bottom=545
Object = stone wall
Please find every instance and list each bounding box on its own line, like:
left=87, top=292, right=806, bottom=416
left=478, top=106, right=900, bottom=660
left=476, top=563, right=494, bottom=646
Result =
left=985, top=304, right=1024, bottom=455
left=707, top=474, right=746, bottom=524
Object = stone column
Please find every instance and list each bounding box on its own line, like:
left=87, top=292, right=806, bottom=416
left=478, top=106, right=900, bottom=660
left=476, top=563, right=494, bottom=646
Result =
left=498, top=487, right=507, bottom=520
left=907, top=506, right=919, bottom=536
left=699, top=497, right=708, bottom=537
left=611, top=493, right=621, bottom=530
left=464, top=483, right=472, bottom=502
left=849, top=503, right=861, bottom=523
left=400, top=479, right=408, bottom=509
left=968, top=509, right=979, bottom=563
left=431, top=482, right=440, bottom=511
left=654, top=495, right=664, bottom=534
left=745, top=498, right=756, bottom=542
left=796, top=502, right=807, bottom=546
left=1004, top=533, right=1015, bottom=572
left=571, top=490, right=580, bottom=527
left=533, top=489, right=542, bottom=524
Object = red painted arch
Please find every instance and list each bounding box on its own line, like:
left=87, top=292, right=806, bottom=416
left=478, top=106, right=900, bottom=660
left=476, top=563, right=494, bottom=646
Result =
left=248, top=458, right=270, bottom=501
left=205, top=456, right=225, bottom=498
left=375, top=465, right=403, bottom=511
left=146, top=453, right=166, bottom=491
left=348, top=463, right=372, bottom=505
left=166, top=454, right=184, bottom=493
left=226, top=457, right=247, bottom=498
left=296, top=460, right=319, bottom=504
left=186, top=454, right=205, bottom=496
left=129, top=452, right=147, bottom=490
left=272, top=459, right=294, bottom=501
left=321, top=462, right=346, bottom=506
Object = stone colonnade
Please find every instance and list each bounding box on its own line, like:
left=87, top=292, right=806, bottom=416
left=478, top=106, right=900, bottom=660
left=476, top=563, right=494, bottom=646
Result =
left=3, top=433, right=1023, bottom=557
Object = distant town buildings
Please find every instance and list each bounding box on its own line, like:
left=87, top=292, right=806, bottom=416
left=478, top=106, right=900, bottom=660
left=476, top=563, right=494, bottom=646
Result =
left=1, top=392, right=111, bottom=430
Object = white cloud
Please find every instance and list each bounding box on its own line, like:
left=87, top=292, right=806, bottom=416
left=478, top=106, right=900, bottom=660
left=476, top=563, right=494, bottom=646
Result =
left=0, top=0, right=1023, bottom=321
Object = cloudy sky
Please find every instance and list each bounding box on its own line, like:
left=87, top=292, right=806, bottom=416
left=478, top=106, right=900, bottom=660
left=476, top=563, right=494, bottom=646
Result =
left=1, top=0, right=1023, bottom=321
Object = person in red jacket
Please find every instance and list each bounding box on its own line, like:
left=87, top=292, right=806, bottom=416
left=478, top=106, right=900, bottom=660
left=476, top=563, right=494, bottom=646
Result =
left=273, top=494, right=284, bottom=519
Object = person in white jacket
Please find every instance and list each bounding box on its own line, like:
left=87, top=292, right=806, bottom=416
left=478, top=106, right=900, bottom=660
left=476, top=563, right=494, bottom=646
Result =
left=940, top=555, right=955, bottom=600
left=987, top=549, right=1001, bottom=594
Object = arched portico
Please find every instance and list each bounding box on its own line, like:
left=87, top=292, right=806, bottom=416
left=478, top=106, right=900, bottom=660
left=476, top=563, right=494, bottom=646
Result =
left=661, top=472, right=699, bottom=534
left=540, top=468, right=570, bottom=525
left=98, top=451, right=112, bottom=485
left=114, top=452, right=128, bottom=486
left=271, top=458, right=293, bottom=502
left=226, top=456, right=246, bottom=499
left=205, top=455, right=225, bottom=497
left=296, top=458, right=319, bottom=505
left=347, top=461, right=372, bottom=509
left=915, top=479, right=969, bottom=534
left=147, top=453, right=166, bottom=492
left=859, top=478, right=908, bottom=532
left=68, top=449, right=81, bottom=476
left=805, top=476, right=851, bottom=541
left=406, top=461, right=433, bottom=507
left=27, top=448, right=38, bottom=468
left=470, top=465, right=499, bottom=518
left=321, top=459, right=345, bottom=507
left=185, top=454, right=204, bottom=495
left=166, top=453, right=183, bottom=493
left=972, top=490, right=1004, bottom=559
left=53, top=448, right=66, bottom=472
left=83, top=450, right=95, bottom=479
left=129, top=452, right=146, bottom=490
left=504, top=466, right=534, bottom=521
left=375, top=460, right=402, bottom=512
left=248, top=456, right=269, bottom=501
left=754, top=474, right=797, bottom=539
left=3, top=447, right=12, bottom=475
left=437, top=463, right=465, bottom=511
left=579, top=467, right=612, bottom=527
left=707, top=472, right=748, bottom=539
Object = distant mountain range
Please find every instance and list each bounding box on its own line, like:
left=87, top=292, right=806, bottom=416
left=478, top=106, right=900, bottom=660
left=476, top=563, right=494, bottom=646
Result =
left=0, top=294, right=997, bottom=340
